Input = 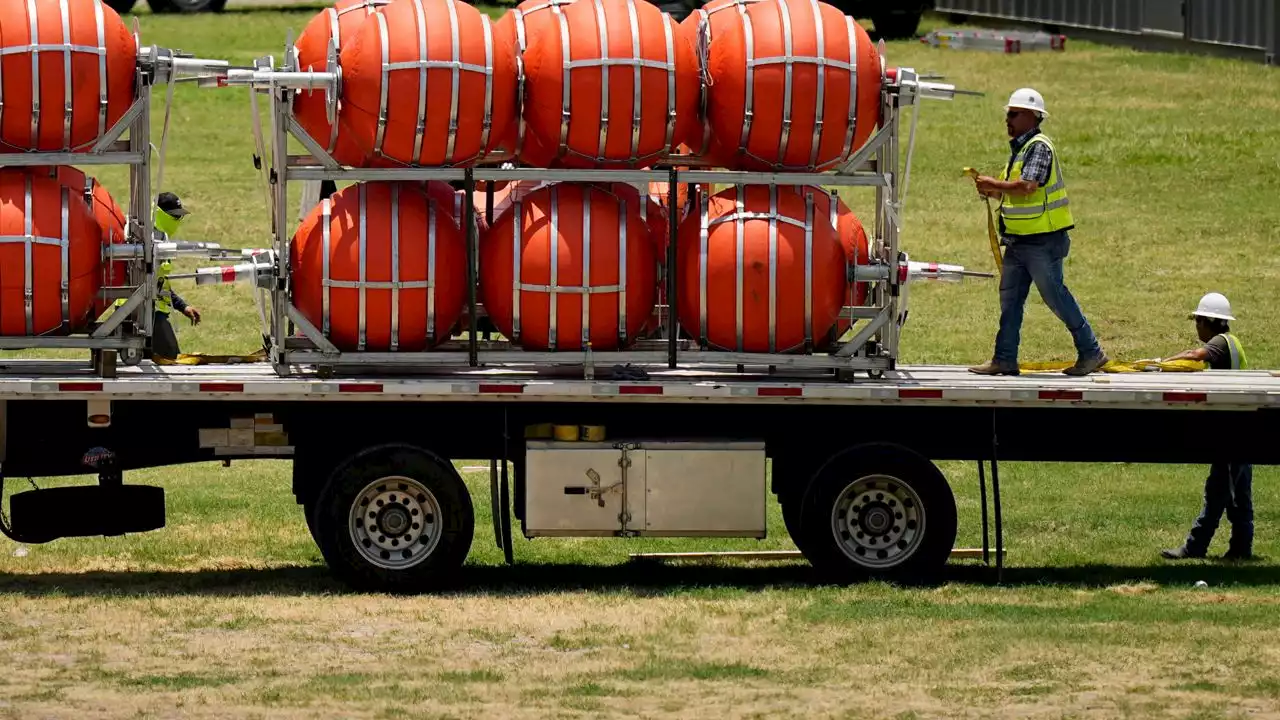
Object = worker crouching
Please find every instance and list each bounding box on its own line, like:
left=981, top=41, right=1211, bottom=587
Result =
left=1162, top=293, right=1253, bottom=561
left=969, top=88, right=1107, bottom=378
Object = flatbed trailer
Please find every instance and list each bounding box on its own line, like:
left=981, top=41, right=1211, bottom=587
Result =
left=1, top=361, right=1276, bottom=591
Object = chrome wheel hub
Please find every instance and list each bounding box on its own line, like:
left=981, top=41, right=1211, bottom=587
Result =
left=830, top=474, right=925, bottom=569
left=349, top=476, right=442, bottom=570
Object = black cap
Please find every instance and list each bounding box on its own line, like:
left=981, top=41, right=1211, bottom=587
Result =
left=157, top=191, right=190, bottom=218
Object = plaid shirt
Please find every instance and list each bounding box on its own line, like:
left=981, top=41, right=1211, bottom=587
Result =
left=1006, top=127, right=1053, bottom=186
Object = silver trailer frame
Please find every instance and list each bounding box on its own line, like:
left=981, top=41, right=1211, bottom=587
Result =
left=240, top=44, right=953, bottom=380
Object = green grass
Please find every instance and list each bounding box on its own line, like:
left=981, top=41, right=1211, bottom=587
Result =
left=0, top=5, right=1279, bottom=720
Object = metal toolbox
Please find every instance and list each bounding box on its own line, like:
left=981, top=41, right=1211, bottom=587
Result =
left=523, top=440, right=767, bottom=538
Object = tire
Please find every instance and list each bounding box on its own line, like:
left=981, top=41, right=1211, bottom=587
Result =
left=313, top=444, right=475, bottom=593
left=799, top=444, right=956, bottom=584
left=871, top=10, right=923, bottom=40
left=105, top=0, right=137, bottom=12
left=147, top=0, right=227, bottom=12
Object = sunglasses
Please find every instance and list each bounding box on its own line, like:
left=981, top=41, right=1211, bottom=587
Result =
left=1006, top=110, right=1027, bottom=119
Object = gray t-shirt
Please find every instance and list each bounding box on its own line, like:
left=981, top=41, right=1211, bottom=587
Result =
left=1202, top=334, right=1232, bottom=370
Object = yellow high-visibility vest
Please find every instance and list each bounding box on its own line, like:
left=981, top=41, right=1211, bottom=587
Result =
left=1220, top=333, right=1248, bottom=370
left=1000, top=134, right=1075, bottom=236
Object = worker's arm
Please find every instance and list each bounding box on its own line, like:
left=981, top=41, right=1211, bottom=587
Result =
left=975, top=177, right=1040, bottom=197
left=976, top=140, right=1053, bottom=198
left=1163, top=347, right=1211, bottom=363
left=170, top=289, right=202, bottom=325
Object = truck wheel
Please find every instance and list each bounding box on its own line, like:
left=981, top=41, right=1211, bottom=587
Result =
left=313, top=444, right=474, bottom=592
left=871, top=11, right=923, bottom=40
left=799, top=444, right=956, bottom=584
left=105, top=0, right=137, bottom=12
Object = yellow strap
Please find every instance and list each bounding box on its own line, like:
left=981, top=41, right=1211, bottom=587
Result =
left=963, top=167, right=1003, bottom=275
left=153, top=349, right=269, bottom=366
left=1018, top=359, right=1206, bottom=374
left=982, top=196, right=1003, bottom=275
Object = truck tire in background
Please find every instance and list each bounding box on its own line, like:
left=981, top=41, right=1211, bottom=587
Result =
left=146, top=0, right=228, bottom=12
left=798, top=443, right=956, bottom=584
left=106, top=0, right=137, bottom=12
left=312, top=443, right=475, bottom=593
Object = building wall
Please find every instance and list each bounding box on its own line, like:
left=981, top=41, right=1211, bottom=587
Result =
left=935, top=0, right=1279, bottom=64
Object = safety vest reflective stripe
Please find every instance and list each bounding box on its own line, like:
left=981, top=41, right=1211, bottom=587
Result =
left=1001, top=197, right=1071, bottom=215
left=1222, top=333, right=1248, bottom=370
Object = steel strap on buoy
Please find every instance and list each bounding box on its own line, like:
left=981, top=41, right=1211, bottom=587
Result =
left=0, top=177, right=73, bottom=334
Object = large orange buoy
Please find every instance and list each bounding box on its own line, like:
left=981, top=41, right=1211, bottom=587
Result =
left=493, top=0, right=570, bottom=165
left=680, top=0, right=764, bottom=159
left=0, top=171, right=102, bottom=335
left=294, top=0, right=392, bottom=166
left=340, top=0, right=517, bottom=167
left=40, top=167, right=128, bottom=316
left=292, top=182, right=467, bottom=351
left=806, top=187, right=869, bottom=344
left=519, top=0, right=699, bottom=168
left=0, top=0, right=137, bottom=153
left=699, top=0, right=882, bottom=171
left=676, top=184, right=848, bottom=352
left=479, top=183, right=655, bottom=350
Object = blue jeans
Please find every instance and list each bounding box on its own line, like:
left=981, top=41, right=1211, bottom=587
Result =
left=1185, top=463, right=1254, bottom=555
left=993, top=230, right=1100, bottom=364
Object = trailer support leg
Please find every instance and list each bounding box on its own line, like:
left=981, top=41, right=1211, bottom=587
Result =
left=490, top=409, right=514, bottom=565
left=977, top=459, right=990, bottom=566
left=991, top=411, right=1004, bottom=583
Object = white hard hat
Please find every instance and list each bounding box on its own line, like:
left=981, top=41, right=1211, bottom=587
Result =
left=1191, top=292, right=1235, bottom=322
left=1005, top=87, right=1048, bottom=118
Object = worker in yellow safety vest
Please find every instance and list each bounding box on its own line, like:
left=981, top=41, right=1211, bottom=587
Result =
left=968, top=88, right=1108, bottom=378
left=150, top=192, right=202, bottom=359
left=1161, top=293, right=1253, bottom=561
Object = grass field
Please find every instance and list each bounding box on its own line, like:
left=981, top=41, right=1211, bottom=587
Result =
left=1, top=5, right=1279, bottom=719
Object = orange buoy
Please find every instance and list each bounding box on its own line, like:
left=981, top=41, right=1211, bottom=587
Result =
left=493, top=0, right=571, bottom=165
left=676, top=184, right=847, bottom=352
left=699, top=0, right=882, bottom=171
left=294, top=0, right=392, bottom=166
left=519, top=0, right=699, bottom=168
left=0, top=171, right=102, bottom=335
left=806, top=187, right=869, bottom=344
left=292, top=182, right=467, bottom=351
left=479, top=183, right=656, bottom=350
left=0, top=0, right=137, bottom=152
left=340, top=0, right=517, bottom=167
left=680, top=0, right=764, bottom=159
left=40, top=167, right=128, bottom=316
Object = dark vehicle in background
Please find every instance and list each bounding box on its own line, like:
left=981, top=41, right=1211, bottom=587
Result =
left=659, top=0, right=932, bottom=38
left=107, top=0, right=931, bottom=40
left=107, top=0, right=225, bottom=11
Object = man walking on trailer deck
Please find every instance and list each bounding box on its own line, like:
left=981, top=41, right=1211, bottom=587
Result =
left=968, top=88, right=1107, bottom=377
left=1162, top=293, right=1253, bottom=561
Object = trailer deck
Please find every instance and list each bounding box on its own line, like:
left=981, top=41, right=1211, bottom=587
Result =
left=0, top=361, right=1275, bottom=410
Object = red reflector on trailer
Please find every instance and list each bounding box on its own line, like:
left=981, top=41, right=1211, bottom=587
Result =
left=222, top=267, right=238, bottom=284
left=1164, top=392, right=1207, bottom=403
left=620, top=385, right=663, bottom=395
left=759, top=387, right=802, bottom=397
left=199, top=383, right=244, bottom=393
left=899, top=388, right=943, bottom=400
left=338, top=383, right=383, bottom=393
left=60, top=382, right=103, bottom=392
left=1039, top=390, right=1083, bottom=401
left=479, top=384, right=523, bottom=394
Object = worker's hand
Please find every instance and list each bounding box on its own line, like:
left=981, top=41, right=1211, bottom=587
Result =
left=184, top=307, right=202, bottom=326
left=974, top=176, right=1001, bottom=197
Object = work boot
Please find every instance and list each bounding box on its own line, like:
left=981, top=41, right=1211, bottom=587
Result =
left=1223, top=549, right=1255, bottom=562
left=1161, top=546, right=1205, bottom=560
left=968, top=360, right=1019, bottom=377
left=1064, top=351, right=1108, bottom=377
